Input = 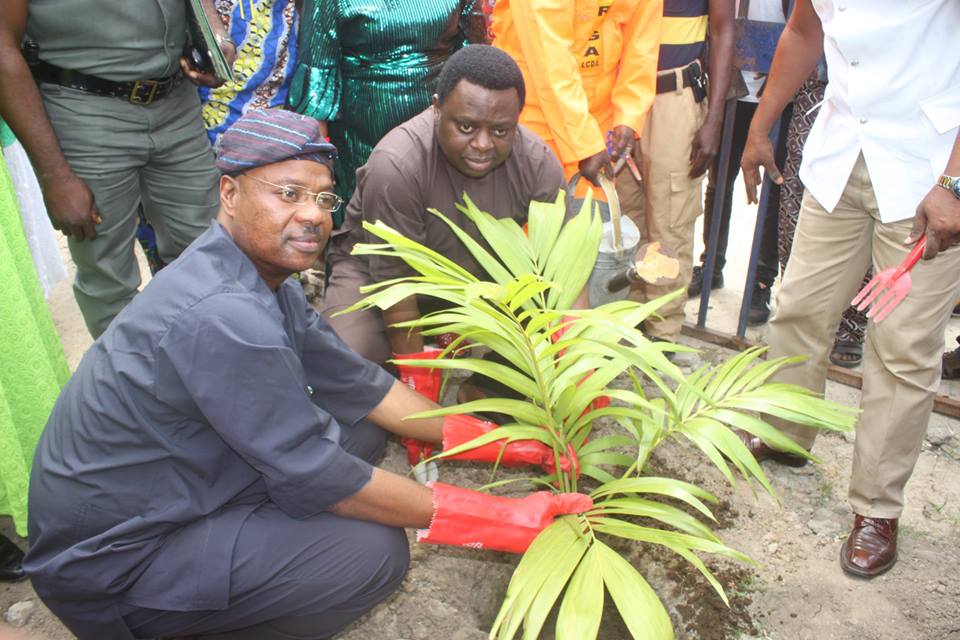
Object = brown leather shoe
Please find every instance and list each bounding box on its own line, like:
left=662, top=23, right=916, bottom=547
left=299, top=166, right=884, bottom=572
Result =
left=736, top=430, right=808, bottom=467
left=840, top=515, right=899, bottom=577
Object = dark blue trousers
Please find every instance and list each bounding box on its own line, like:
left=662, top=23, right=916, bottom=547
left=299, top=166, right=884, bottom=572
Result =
left=123, top=419, right=404, bottom=640
left=47, top=420, right=405, bottom=640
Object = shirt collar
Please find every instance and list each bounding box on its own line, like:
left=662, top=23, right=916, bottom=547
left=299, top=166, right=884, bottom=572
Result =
left=206, top=221, right=288, bottom=322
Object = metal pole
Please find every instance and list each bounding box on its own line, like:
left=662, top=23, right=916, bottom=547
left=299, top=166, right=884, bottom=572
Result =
left=735, top=115, right=783, bottom=337
left=696, top=98, right=738, bottom=328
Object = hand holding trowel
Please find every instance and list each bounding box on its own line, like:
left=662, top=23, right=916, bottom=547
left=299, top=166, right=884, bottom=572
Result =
left=851, top=236, right=926, bottom=323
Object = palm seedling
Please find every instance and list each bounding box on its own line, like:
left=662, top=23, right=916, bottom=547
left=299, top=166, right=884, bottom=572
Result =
left=344, top=193, right=857, bottom=639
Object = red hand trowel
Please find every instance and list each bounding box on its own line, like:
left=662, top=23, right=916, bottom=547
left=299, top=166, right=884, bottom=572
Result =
left=851, top=237, right=926, bottom=323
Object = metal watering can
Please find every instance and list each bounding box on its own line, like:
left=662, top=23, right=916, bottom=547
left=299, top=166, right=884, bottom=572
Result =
left=569, top=173, right=678, bottom=307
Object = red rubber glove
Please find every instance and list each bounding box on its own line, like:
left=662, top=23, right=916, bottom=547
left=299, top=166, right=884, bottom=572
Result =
left=590, top=395, right=611, bottom=411
left=417, top=482, right=593, bottom=553
left=393, top=349, right=442, bottom=402
left=401, top=438, right=435, bottom=467
left=578, top=369, right=611, bottom=416
left=394, top=349, right=442, bottom=465
left=441, top=414, right=579, bottom=476
left=551, top=314, right=577, bottom=345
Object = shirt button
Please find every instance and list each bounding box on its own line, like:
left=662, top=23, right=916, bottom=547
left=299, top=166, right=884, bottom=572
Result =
left=859, top=117, right=868, bottom=124
left=851, top=59, right=860, bottom=66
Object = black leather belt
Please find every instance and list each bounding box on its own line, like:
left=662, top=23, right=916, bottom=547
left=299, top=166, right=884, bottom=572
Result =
left=656, top=60, right=705, bottom=95
left=31, top=60, right=181, bottom=106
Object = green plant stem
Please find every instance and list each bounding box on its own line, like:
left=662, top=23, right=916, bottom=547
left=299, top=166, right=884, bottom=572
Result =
left=495, top=300, right=572, bottom=493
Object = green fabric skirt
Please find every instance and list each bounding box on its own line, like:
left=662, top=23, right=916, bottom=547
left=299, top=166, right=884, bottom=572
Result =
left=0, top=146, right=70, bottom=537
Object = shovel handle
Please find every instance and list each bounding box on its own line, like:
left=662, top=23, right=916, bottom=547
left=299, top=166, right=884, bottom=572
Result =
left=892, top=236, right=926, bottom=280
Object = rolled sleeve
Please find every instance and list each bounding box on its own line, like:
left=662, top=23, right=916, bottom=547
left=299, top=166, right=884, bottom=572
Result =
left=157, top=295, right=372, bottom=517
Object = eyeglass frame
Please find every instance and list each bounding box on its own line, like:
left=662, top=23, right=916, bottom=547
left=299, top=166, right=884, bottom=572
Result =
left=240, top=173, right=344, bottom=213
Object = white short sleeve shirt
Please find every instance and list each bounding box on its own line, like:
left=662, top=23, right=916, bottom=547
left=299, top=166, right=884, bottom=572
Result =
left=800, top=0, right=960, bottom=223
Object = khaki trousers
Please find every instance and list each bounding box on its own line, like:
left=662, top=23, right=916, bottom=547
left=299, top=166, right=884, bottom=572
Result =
left=769, top=154, right=960, bottom=518
left=617, top=75, right=706, bottom=341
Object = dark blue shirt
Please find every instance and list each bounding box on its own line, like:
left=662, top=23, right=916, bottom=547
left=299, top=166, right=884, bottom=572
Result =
left=25, top=222, right=394, bottom=613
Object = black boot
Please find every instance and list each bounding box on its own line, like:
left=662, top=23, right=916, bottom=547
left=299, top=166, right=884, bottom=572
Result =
left=688, top=265, right=724, bottom=298
left=0, top=534, right=25, bottom=582
left=747, top=283, right=772, bottom=326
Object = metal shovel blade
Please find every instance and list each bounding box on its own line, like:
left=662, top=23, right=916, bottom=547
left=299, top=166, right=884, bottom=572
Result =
left=851, top=237, right=926, bottom=323
left=605, top=241, right=681, bottom=293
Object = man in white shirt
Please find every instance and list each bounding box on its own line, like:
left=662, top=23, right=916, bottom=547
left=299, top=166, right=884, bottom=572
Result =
left=740, top=0, right=960, bottom=577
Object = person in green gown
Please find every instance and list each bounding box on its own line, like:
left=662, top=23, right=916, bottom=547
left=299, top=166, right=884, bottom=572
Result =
left=0, top=119, right=70, bottom=580
left=287, top=0, right=487, bottom=224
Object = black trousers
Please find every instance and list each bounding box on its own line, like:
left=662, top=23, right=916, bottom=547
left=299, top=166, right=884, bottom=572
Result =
left=700, top=100, right=793, bottom=287
left=118, top=420, right=406, bottom=640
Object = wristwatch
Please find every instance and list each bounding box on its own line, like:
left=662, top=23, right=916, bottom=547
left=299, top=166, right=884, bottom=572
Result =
left=936, top=174, right=960, bottom=200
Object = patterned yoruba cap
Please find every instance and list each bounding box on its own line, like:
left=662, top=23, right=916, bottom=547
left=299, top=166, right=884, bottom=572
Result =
left=215, top=108, right=337, bottom=176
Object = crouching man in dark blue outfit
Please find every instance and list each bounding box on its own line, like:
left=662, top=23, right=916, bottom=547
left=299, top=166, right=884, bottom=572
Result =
left=24, top=108, right=591, bottom=640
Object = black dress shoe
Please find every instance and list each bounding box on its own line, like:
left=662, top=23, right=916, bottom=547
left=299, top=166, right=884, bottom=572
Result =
left=688, top=265, right=723, bottom=298
left=0, top=533, right=25, bottom=582
left=747, top=283, right=772, bottom=326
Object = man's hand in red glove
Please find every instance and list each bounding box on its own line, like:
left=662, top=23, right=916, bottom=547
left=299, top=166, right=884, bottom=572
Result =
left=393, top=349, right=443, bottom=403
left=441, top=415, right=578, bottom=476
left=401, top=438, right=435, bottom=467
left=393, top=349, right=443, bottom=468
left=417, top=482, right=593, bottom=553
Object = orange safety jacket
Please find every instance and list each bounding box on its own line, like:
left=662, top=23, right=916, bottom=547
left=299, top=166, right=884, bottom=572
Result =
left=492, top=0, right=662, bottom=175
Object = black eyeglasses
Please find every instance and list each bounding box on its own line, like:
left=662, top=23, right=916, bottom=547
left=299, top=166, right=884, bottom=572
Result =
left=242, top=174, right=343, bottom=212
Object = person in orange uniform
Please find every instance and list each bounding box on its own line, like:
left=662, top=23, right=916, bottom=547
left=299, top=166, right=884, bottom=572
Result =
left=490, top=0, right=662, bottom=191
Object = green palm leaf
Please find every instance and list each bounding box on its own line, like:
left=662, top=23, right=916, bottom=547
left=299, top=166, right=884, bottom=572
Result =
left=590, top=517, right=751, bottom=564
left=590, top=477, right=719, bottom=521
left=556, top=543, right=604, bottom=640
left=596, top=540, right=674, bottom=640
left=344, top=194, right=860, bottom=640
left=490, top=517, right=588, bottom=640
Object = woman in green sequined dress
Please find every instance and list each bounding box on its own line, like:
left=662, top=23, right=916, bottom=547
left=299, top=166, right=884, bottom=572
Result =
left=287, top=0, right=485, bottom=221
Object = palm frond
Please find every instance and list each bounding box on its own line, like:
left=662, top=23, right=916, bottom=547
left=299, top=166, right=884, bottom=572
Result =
left=343, top=194, right=860, bottom=640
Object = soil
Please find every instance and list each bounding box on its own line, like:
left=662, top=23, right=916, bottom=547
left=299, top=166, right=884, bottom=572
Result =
left=3, top=255, right=960, bottom=639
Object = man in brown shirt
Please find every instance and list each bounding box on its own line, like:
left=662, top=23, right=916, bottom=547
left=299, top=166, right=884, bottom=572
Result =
left=323, top=44, right=566, bottom=365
